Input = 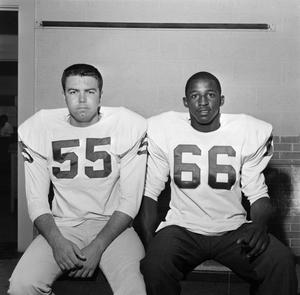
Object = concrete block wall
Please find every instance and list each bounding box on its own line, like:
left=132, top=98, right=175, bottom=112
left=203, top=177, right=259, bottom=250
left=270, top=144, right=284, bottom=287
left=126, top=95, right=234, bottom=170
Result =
left=266, top=135, right=300, bottom=258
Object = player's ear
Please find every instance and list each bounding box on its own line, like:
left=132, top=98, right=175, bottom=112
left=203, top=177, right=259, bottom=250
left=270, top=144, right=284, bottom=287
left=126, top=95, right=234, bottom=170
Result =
left=98, top=90, right=103, bottom=105
left=220, top=95, right=225, bottom=106
left=62, top=89, right=66, bottom=101
left=183, top=97, right=189, bottom=108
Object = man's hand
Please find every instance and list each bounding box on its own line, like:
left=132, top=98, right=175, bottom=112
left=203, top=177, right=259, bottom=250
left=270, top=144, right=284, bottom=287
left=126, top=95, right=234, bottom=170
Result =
left=236, top=222, right=270, bottom=258
left=52, top=235, right=86, bottom=272
left=68, top=241, right=103, bottom=278
left=33, top=214, right=86, bottom=272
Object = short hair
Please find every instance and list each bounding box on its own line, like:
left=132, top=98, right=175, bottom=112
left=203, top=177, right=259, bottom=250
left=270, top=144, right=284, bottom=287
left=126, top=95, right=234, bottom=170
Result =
left=61, top=63, right=103, bottom=92
left=185, top=71, right=222, bottom=95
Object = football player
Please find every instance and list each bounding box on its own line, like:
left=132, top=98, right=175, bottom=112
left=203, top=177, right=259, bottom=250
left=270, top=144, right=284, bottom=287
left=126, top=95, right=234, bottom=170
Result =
left=9, top=64, right=147, bottom=295
left=137, top=71, right=297, bottom=295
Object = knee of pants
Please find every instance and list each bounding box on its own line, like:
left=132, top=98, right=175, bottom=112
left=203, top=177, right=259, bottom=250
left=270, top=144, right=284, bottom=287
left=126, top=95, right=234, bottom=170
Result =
left=257, top=242, right=296, bottom=278
left=274, top=247, right=296, bottom=268
left=140, top=255, right=172, bottom=281
left=267, top=241, right=295, bottom=264
left=8, top=275, right=51, bottom=295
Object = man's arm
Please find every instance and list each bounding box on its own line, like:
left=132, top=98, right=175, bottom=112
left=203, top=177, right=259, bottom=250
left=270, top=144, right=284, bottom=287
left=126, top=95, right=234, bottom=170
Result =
left=250, top=196, right=274, bottom=225
left=237, top=197, right=274, bottom=258
left=35, top=213, right=86, bottom=271
left=238, top=124, right=274, bottom=258
left=69, top=210, right=133, bottom=278
left=135, top=136, right=170, bottom=249
left=134, top=196, right=159, bottom=250
left=20, top=142, right=85, bottom=271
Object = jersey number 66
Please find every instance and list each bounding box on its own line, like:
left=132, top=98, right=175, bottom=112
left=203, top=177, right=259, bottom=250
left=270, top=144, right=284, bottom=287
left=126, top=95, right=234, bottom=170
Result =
left=174, top=144, right=236, bottom=190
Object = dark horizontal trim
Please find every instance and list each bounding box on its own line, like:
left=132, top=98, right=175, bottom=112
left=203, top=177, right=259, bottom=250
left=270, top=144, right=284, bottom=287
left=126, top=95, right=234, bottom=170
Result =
left=40, top=21, right=270, bottom=30
left=0, top=11, right=18, bottom=35
left=0, top=61, right=17, bottom=76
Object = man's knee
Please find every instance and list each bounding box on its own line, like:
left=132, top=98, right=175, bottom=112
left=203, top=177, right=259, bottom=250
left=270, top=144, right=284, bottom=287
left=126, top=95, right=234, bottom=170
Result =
left=268, top=237, right=296, bottom=266
left=8, top=277, right=34, bottom=295
left=140, top=256, right=158, bottom=279
left=274, top=245, right=296, bottom=268
left=8, top=273, right=51, bottom=295
left=258, top=237, right=296, bottom=277
left=140, top=253, right=174, bottom=282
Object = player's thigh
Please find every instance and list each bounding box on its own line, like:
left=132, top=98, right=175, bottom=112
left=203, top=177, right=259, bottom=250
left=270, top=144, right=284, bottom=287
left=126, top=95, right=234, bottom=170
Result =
left=251, top=234, right=296, bottom=279
left=213, top=225, right=264, bottom=282
left=143, top=225, right=209, bottom=274
left=100, top=227, right=145, bottom=274
left=9, top=235, right=62, bottom=287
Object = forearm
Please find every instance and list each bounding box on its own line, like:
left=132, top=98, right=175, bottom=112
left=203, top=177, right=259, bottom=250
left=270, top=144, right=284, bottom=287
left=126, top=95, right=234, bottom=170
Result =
left=91, top=211, right=133, bottom=251
left=34, top=213, right=64, bottom=248
left=134, top=196, right=159, bottom=248
left=250, top=197, right=274, bottom=226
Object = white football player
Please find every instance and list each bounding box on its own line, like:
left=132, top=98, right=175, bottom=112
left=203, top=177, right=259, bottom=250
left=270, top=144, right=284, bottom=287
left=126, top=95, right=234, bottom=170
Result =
left=137, top=71, right=297, bottom=295
left=9, top=64, right=147, bottom=295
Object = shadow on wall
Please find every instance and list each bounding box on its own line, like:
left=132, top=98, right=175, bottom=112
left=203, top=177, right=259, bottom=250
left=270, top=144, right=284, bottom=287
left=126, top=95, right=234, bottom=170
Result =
left=264, top=166, right=293, bottom=246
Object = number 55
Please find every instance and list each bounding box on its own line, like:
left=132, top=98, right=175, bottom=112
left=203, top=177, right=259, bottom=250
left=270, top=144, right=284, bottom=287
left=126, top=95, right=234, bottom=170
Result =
left=52, top=138, right=112, bottom=179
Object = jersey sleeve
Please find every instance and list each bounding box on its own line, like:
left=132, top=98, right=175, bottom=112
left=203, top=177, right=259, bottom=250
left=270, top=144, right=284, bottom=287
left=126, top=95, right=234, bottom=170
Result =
left=144, top=137, right=170, bottom=201
left=117, top=133, right=147, bottom=218
left=113, top=108, right=148, bottom=218
left=241, top=116, right=273, bottom=204
left=144, top=115, right=170, bottom=201
left=18, top=110, right=52, bottom=221
left=18, top=110, right=48, bottom=158
left=19, top=142, right=52, bottom=221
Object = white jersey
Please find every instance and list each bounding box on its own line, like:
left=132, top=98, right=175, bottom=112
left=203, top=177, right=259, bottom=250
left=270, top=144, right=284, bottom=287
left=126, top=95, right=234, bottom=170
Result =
left=19, top=107, right=147, bottom=226
left=145, top=112, right=273, bottom=236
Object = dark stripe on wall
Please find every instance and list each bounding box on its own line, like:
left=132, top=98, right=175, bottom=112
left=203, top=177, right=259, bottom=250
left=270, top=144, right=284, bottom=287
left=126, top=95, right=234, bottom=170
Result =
left=40, top=21, right=270, bottom=30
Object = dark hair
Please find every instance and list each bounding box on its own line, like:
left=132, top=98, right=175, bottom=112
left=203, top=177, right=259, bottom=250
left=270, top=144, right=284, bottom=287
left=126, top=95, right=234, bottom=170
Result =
left=61, top=64, right=103, bottom=92
left=185, top=71, right=222, bottom=95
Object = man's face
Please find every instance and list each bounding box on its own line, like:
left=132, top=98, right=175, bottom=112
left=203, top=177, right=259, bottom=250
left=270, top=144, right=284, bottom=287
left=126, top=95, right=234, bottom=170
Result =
left=64, top=75, right=101, bottom=127
left=183, top=78, right=224, bottom=131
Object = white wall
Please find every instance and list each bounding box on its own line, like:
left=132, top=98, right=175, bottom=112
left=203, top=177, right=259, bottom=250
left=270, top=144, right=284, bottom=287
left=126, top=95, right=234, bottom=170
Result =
left=34, top=0, right=300, bottom=135
left=18, top=0, right=35, bottom=251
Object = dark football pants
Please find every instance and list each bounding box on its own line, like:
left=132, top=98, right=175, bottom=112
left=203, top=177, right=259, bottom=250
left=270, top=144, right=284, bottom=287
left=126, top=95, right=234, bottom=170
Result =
left=140, top=225, right=298, bottom=295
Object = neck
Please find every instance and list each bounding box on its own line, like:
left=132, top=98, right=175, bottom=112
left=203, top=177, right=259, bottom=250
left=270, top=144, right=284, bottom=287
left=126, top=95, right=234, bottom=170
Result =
left=68, top=113, right=101, bottom=127
left=190, top=113, right=221, bottom=133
